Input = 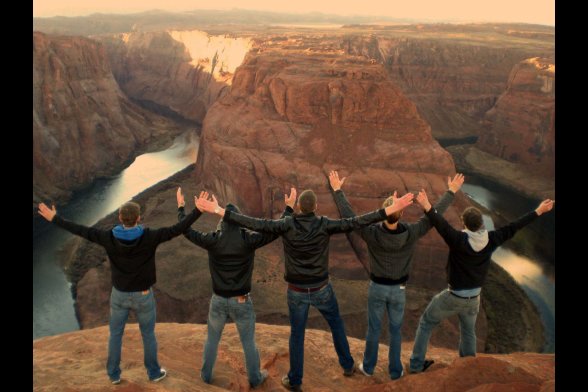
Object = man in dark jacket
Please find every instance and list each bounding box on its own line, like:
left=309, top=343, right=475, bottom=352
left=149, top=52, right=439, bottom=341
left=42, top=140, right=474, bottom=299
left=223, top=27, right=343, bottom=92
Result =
left=37, top=199, right=201, bottom=385
left=328, top=170, right=464, bottom=380
left=176, top=188, right=287, bottom=388
left=408, top=190, right=554, bottom=373
left=195, top=188, right=414, bottom=391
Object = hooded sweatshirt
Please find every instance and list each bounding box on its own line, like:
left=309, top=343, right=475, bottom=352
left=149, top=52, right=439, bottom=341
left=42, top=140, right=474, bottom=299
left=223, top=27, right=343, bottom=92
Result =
left=52, top=208, right=201, bottom=291
left=178, top=204, right=279, bottom=297
left=425, top=207, right=538, bottom=290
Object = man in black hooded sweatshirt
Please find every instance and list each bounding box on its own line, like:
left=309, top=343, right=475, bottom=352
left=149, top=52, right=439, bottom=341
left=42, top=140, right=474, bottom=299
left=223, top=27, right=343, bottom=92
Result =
left=176, top=188, right=293, bottom=388
left=37, top=198, right=201, bottom=385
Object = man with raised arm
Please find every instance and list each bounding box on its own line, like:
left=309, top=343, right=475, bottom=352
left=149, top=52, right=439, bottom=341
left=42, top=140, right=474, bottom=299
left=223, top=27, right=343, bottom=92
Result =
left=328, top=171, right=464, bottom=380
left=408, top=190, right=554, bottom=374
left=37, top=198, right=202, bottom=385
left=176, top=188, right=289, bottom=388
left=196, top=188, right=414, bottom=391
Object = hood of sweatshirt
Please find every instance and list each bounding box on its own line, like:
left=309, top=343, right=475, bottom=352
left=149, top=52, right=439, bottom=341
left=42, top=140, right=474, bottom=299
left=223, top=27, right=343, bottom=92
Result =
left=463, top=229, right=489, bottom=252
left=217, top=203, right=241, bottom=232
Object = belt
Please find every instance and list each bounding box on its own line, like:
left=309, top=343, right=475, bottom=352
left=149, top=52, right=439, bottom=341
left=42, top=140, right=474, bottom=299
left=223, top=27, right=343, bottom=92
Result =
left=288, top=282, right=328, bottom=293
left=449, top=291, right=479, bottom=300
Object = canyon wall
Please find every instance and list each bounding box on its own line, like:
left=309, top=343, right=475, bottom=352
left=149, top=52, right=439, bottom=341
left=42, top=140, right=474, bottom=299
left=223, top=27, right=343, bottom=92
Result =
left=33, top=31, right=181, bottom=205
left=478, top=57, right=555, bottom=177
left=343, top=34, right=551, bottom=141
left=98, top=30, right=252, bottom=124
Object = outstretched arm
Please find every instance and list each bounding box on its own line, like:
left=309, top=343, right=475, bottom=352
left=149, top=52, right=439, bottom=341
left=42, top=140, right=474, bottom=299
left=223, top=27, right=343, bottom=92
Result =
left=416, top=189, right=462, bottom=247
left=38, top=202, right=108, bottom=244
left=492, top=199, right=554, bottom=246
left=153, top=190, right=202, bottom=243
left=329, top=170, right=356, bottom=218
left=326, top=192, right=414, bottom=233
left=413, top=173, right=464, bottom=237
left=197, top=191, right=291, bottom=234
left=177, top=188, right=216, bottom=248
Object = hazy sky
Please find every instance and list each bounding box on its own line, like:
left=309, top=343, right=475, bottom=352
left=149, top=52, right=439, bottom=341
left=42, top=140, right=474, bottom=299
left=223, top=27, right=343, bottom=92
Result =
left=33, top=0, right=555, bottom=26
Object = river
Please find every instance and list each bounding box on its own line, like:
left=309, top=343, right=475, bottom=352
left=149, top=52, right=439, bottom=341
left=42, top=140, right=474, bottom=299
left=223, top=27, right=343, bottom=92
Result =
left=461, top=175, right=555, bottom=352
left=32, top=131, right=199, bottom=339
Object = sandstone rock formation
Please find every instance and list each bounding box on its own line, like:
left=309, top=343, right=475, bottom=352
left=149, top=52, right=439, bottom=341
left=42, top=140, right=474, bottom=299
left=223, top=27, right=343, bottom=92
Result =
left=97, top=30, right=252, bottom=124
left=33, top=31, right=182, bottom=205
left=342, top=32, right=553, bottom=141
left=478, top=57, right=555, bottom=178
left=194, top=37, right=465, bottom=288
left=33, top=323, right=555, bottom=392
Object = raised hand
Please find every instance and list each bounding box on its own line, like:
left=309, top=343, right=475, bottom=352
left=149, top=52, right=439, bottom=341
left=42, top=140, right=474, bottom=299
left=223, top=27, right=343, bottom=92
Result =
left=535, top=199, right=555, bottom=216
left=448, top=173, right=465, bottom=193
left=38, top=203, right=57, bottom=222
left=384, top=192, right=414, bottom=215
left=196, top=191, right=220, bottom=214
left=285, top=187, right=297, bottom=209
left=328, top=170, right=346, bottom=191
left=416, top=189, right=432, bottom=211
left=177, top=187, right=185, bottom=207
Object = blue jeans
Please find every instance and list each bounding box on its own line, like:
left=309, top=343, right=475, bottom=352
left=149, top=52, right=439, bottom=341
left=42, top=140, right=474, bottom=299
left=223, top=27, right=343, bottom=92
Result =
left=362, top=282, right=406, bottom=379
left=106, top=287, right=161, bottom=381
left=286, top=282, right=354, bottom=386
left=409, top=289, right=479, bottom=372
left=201, top=294, right=264, bottom=387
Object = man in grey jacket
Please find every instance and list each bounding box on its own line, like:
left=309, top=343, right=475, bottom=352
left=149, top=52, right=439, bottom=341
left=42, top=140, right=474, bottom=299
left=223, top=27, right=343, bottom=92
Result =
left=328, top=171, right=464, bottom=380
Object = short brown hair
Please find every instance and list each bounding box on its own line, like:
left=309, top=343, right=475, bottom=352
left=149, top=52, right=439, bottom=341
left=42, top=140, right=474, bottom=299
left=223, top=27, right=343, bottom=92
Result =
left=119, top=202, right=141, bottom=226
left=461, top=207, right=483, bottom=231
left=299, top=190, right=317, bottom=214
left=382, top=196, right=402, bottom=224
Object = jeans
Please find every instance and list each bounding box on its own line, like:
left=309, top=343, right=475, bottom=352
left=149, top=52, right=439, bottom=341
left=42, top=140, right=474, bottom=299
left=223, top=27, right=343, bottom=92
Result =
left=362, top=281, right=406, bottom=379
left=286, top=282, right=354, bottom=386
left=106, top=286, right=161, bottom=381
left=201, top=294, right=264, bottom=387
left=409, top=289, right=479, bottom=372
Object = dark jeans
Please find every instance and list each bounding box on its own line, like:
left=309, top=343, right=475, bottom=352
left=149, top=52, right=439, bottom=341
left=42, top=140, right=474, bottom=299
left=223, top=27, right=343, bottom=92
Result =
left=286, top=282, right=354, bottom=386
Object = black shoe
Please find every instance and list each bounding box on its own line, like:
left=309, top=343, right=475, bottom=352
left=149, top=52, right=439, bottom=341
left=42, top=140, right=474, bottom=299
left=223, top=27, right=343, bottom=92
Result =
left=281, top=375, right=302, bottom=391
left=409, top=359, right=434, bottom=374
left=343, top=365, right=355, bottom=377
left=422, top=359, right=435, bottom=372
left=150, top=368, right=167, bottom=382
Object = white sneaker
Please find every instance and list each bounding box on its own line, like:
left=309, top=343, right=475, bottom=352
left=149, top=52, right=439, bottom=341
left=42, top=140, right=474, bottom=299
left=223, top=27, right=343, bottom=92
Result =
left=150, top=368, right=167, bottom=382
left=359, top=363, right=373, bottom=377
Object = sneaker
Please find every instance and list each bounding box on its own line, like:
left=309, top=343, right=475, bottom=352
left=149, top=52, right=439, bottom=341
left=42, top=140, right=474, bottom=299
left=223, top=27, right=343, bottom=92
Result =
left=343, top=365, right=355, bottom=377
left=252, top=369, right=268, bottom=388
left=358, top=363, right=373, bottom=377
left=410, top=359, right=434, bottom=374
left=391, top=370, right=404, bottom=380
left=111, top=378, right=121, bottom=385
left=150, top=368, right=167, bottom=382
left=281, top=375, right=301, bottom=391
left=422, top=359, right=434, bottom=372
